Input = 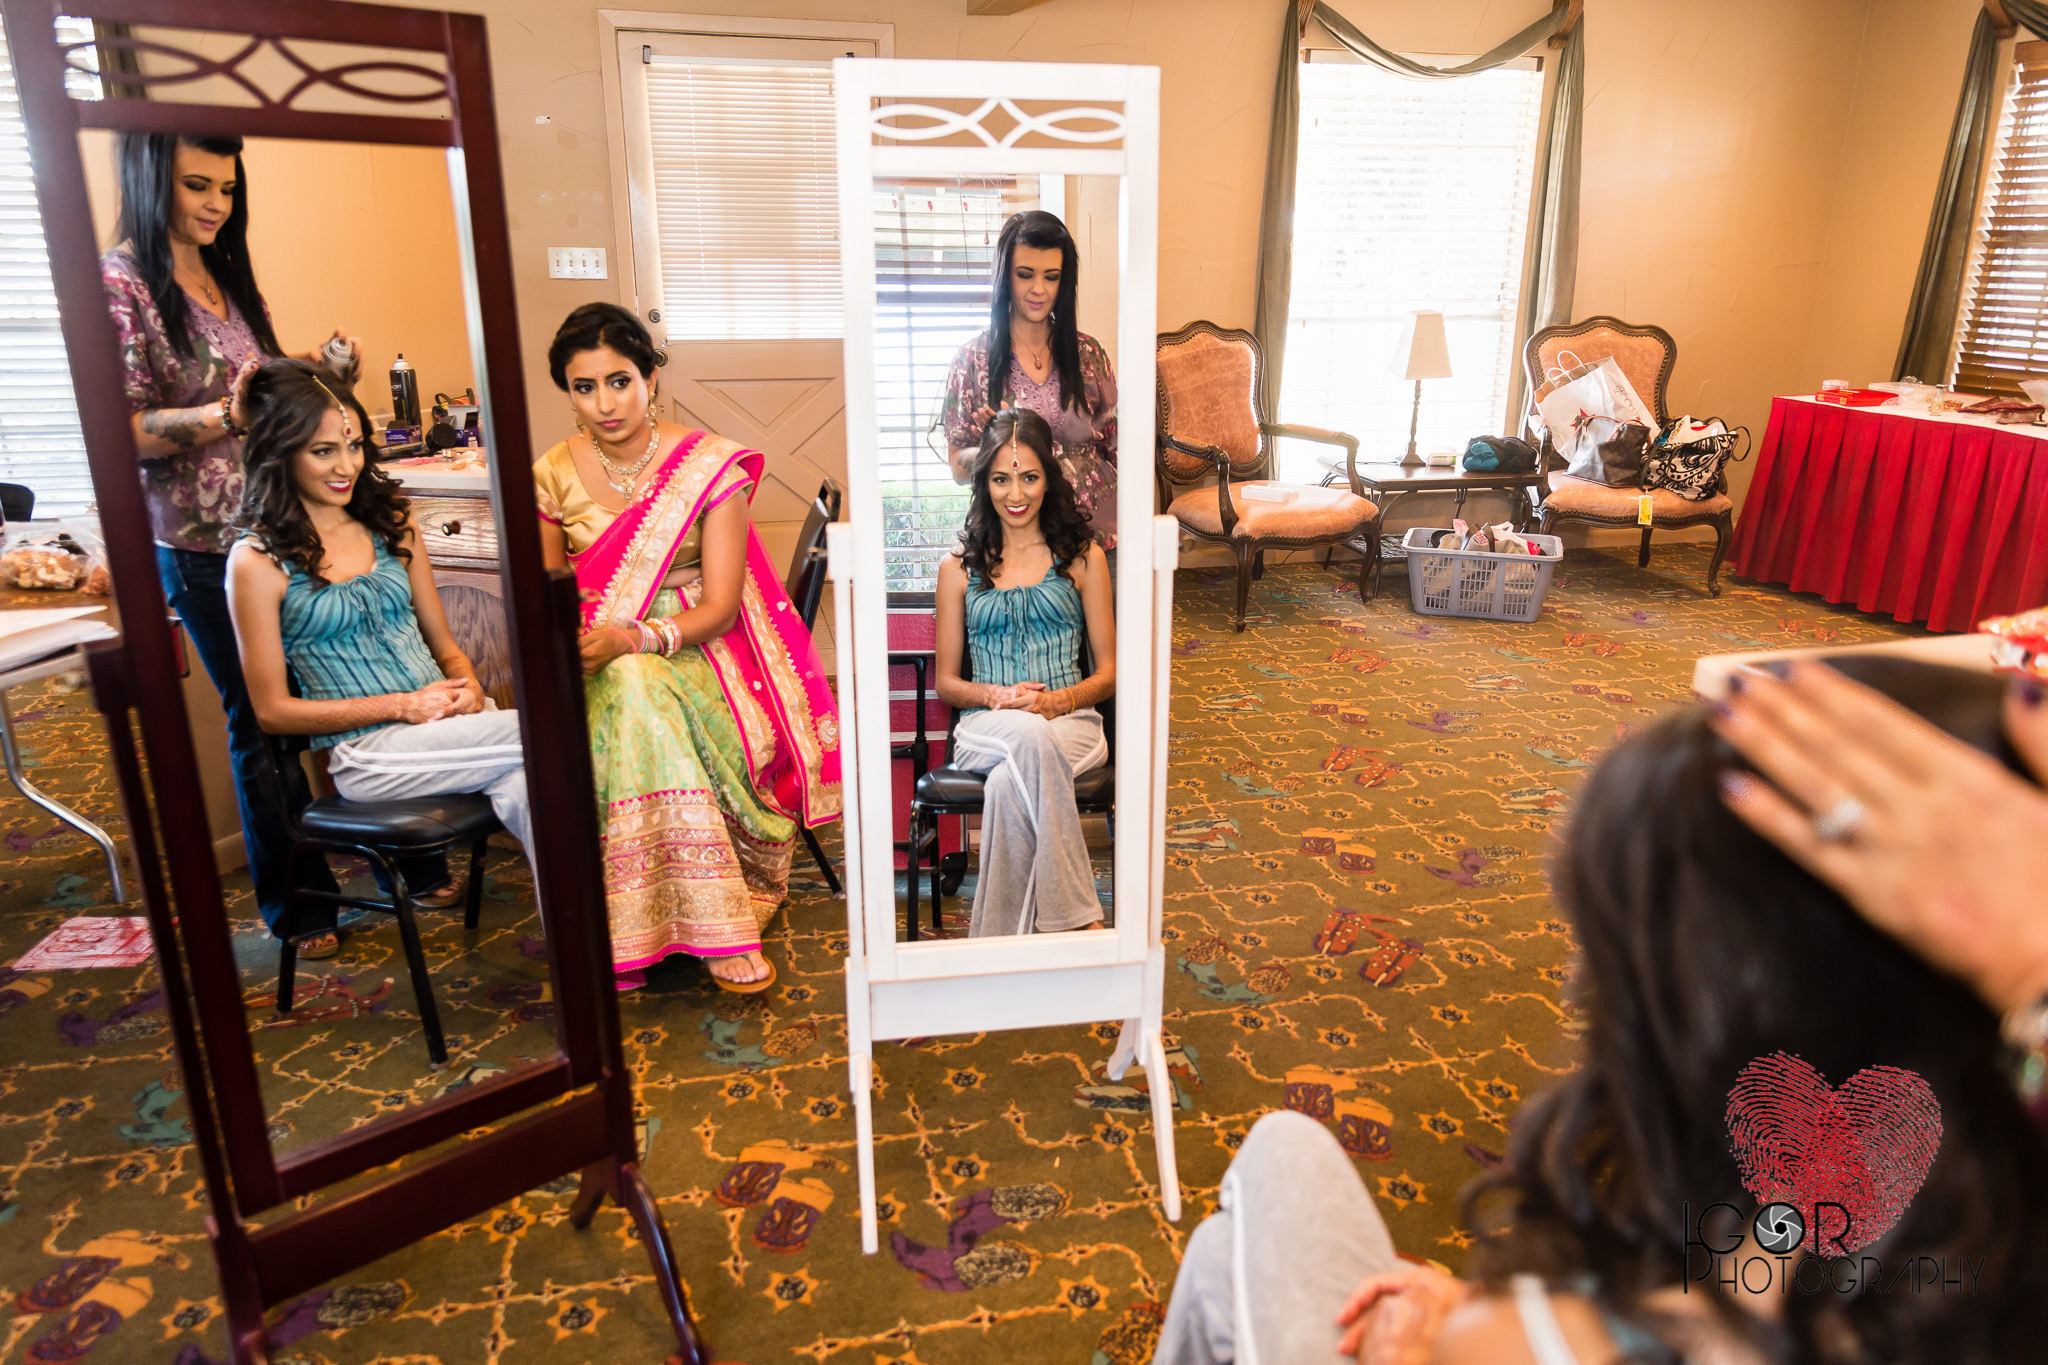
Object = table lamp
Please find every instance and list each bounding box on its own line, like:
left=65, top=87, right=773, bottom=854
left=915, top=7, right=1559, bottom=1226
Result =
left=1389, top=309, right=1453, bottom=468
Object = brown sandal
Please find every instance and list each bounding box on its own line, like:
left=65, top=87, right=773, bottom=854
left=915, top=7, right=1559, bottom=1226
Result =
left=709, top=955, right=776, bottom=996
left=413, top=881, right=464, bottom=910
left=298, top=931, right=342, bottom=960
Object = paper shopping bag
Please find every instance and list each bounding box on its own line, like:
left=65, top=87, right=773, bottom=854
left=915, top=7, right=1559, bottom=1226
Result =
left=1534, top=353, right=1658, bottom=464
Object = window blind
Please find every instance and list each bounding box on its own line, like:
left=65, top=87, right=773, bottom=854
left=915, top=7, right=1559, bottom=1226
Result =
left=1954, top=41, right=2048, bottom=397
left=642, top=57, right=840, bottom=341
left=873, top=177, right=1033, bottom=593
left=1278, top=57, right=1543, bottom=481
left=0, top=15, right=97, bottom=518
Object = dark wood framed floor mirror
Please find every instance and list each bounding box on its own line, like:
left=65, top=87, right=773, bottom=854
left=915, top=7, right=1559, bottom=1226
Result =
left=1, top=0, right=706, bottom=1359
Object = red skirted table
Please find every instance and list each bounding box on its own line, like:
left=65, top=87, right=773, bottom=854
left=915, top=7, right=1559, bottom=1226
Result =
left=1728, top=395, right=2048, bottom=632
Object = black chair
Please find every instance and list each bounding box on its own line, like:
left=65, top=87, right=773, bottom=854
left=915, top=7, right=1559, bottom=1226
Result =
left=256, top=733, right=498, bottom=1067
left=0, top=483, right=32, bottom=522
left=903, top=645, right=1114, bottom=940
left=784, top=478, right=843, bottom=895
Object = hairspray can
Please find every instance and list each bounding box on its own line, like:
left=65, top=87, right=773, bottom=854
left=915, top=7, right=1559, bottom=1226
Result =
left=389, top=353, right=421, bottom=428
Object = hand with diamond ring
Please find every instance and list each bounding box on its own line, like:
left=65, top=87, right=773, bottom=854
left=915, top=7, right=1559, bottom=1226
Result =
left=1713, top=660, right=2048, bottom=1014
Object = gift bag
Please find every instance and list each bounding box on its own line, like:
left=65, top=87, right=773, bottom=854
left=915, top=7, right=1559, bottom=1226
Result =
left=1561, top=414, right=1651, bottom=487
left=1534, top=351, right=1659, bottom=466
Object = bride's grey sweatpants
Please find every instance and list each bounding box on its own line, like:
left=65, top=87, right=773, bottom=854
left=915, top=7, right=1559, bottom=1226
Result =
left=950, top=707, right=1107, bottom=936
left=324, top=708, right=532, bottom=854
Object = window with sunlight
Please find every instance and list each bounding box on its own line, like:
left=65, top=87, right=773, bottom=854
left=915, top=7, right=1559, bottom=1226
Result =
left=0, top=15, right=100, bottom=517
left=1277, top=53, right=1544, bottom=482
left=877, top=177, right=1035, bottom=593
left=1954, top=40, right=2048, bottom=398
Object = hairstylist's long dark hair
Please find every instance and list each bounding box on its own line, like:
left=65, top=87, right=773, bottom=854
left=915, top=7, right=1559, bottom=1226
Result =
left=1463, top=657, right=2048, bottom=1363
left=233, top=360, right=412, bottom=588
left=985, top=210, right=1082, bottom=414
left=957, top=408, right=1091, bottom=590
left=115, top=132, right=282, bottom=360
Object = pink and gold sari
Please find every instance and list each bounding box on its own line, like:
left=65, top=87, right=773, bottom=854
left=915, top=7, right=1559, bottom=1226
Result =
left=564, top=429, right=840, bottom=972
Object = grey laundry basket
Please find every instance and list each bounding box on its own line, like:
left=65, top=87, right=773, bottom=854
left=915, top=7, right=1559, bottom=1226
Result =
left=1403, top=527, right=1563, bottom=622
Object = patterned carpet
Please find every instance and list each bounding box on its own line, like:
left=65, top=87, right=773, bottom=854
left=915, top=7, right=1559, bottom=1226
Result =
left=0, top=545, right=1923, bottom=1365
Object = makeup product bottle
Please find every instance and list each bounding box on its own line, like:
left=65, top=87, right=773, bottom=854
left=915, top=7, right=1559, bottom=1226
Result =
left=389, top=353, right=421, bottom=428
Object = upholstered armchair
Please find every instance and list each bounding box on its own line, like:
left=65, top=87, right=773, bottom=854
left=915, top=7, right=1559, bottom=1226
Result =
left=1155, top=322, right=1381, bottom=631
left=1521, top=316, right=1736, bottom=595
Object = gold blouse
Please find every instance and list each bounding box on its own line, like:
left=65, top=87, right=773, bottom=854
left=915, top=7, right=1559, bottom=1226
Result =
left=533, top=439, right=703, bottom=565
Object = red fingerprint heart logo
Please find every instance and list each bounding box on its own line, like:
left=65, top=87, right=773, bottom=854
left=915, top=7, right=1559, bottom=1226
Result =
left=1724, top=1052, right=1941, bottom=1253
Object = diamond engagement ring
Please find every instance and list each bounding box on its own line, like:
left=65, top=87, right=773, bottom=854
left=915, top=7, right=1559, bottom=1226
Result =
left=1811, top=797, right=1866, bottom=843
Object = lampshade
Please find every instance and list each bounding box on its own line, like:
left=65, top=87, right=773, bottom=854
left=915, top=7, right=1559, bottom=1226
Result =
left=1388, top=309, right=1453, bottom=381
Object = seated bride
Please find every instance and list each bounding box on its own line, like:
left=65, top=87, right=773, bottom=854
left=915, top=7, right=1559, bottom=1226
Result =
left=934, top=408, right=1115, bottom=937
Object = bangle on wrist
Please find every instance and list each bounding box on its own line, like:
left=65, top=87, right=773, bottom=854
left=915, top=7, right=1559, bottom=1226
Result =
left=219, top=392, right=242, bottom=437
left=2002, top=989, right=2048, bottom=1105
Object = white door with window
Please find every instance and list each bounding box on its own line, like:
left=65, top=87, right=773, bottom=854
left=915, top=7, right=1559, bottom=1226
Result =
left=612, top=22, right=887, bottom=573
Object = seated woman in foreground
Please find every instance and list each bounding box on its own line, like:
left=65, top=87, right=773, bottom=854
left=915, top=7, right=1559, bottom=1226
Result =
left=535, top=303, right=839, bottom=994
left=1156, top=657, right=2048, bottom=1365
left=935, top=409, right=1114, bottom=937
left=225, top=361, right=532, bottom=959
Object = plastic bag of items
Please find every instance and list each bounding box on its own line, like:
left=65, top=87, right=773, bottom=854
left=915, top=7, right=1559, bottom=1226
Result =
left=1, top=530, right=109, bottom=594
left=1436, top=518, right=1547, bottom=557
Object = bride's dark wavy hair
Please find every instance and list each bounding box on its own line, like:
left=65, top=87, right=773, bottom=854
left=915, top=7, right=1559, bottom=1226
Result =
left=956, top=408, right=1092, bottom=588
left=1463, top=657, right=2048, bottom=1362
left=232, top=359, right=412, bottom=588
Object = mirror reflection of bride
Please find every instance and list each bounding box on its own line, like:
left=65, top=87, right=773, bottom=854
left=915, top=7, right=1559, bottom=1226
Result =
left=533, top=304, right=841, bottom=993
left=933, top=409, right=1115, bottom=937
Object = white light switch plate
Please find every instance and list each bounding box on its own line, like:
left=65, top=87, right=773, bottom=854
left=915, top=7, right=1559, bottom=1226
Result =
left=548, top=247, right=607, bottom=280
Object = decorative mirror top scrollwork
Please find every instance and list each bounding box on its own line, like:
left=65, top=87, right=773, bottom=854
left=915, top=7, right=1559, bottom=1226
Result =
left=871, top=97, right=1124, bottom=151
left=56, top=22, right=451, bottom=118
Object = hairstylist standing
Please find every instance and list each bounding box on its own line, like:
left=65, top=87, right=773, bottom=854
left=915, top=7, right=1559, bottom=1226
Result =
left=939, top=210, right=1118, bottom=554
left=100, top=132, right=451, bottom=949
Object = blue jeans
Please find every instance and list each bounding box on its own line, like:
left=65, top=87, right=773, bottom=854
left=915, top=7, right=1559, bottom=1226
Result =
left=154, top=545, right=447, bottom=937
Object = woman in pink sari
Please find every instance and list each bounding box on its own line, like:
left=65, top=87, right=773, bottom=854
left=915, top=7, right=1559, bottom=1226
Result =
left=535, top=304, right=840, bottom=993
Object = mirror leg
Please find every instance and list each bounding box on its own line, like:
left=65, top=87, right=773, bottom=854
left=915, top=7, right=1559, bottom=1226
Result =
left=214, top=1219, right=271, bottom=1365
left=567, top=1158, right=613, bottom=1229
left=618, top=1159, right=709, bottom=1365
left=1104, top=1017, right=1141, bottom=1081
left=852, top=1051, right=877, bottom=1255
left=1145, top=1028, right=1182, bottom=1222
left=845, top=955, right=877, bottom=1255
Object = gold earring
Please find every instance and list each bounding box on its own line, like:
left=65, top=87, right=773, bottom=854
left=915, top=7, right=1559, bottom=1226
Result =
left=573, top=412, right=586, bottom=434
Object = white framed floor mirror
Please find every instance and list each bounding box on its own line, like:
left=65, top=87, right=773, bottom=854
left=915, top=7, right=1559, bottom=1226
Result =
left=828, top=57, right=1176, bottom=1253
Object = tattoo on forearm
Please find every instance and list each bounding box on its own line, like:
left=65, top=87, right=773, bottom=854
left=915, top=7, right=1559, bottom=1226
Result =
left=141, top=407, right=216, bottom=449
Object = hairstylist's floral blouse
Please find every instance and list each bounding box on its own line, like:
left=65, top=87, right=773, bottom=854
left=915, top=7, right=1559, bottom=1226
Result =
left=939, top=330, right=1119, bottom=548
left=101, top=248, right=272, bottom=553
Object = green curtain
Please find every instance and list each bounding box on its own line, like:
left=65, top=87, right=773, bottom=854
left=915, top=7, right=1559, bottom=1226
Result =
left=1894, top=9, right=2004, bottom=383
left=1252, top=0, right=1582, bottom=420
left=1252, top=0, right=1306, bottom=420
